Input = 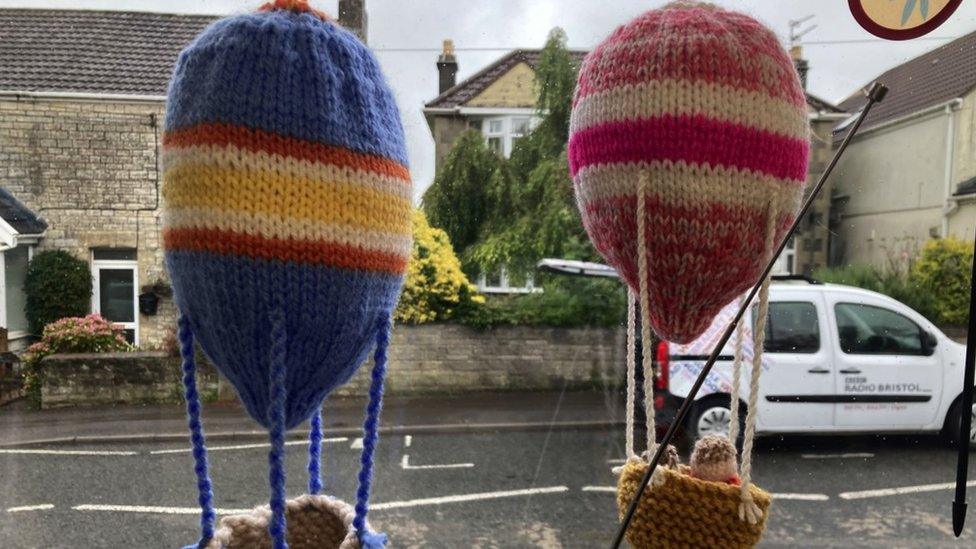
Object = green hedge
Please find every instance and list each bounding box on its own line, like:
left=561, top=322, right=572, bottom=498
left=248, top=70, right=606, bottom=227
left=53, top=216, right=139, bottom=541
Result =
left=24, top=250, right=92, bottom=337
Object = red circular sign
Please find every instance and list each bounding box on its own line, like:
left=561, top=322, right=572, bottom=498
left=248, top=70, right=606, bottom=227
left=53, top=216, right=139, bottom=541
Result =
left=849, top=0, right=963, bottom=40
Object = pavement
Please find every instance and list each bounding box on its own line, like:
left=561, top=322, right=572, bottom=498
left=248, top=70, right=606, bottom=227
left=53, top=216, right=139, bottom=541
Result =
left=1, top=391, right=975, bottom=547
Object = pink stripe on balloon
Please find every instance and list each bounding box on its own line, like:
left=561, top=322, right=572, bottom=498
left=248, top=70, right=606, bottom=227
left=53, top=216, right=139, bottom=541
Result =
left=568, top=114, right=809, bottom=182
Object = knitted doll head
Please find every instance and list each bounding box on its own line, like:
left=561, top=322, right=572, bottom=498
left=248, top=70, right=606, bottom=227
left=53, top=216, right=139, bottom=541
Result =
left=163, top=1, right=408, bottom=547
left=568, top=1, right=810, bottom=343
left=689, top=435, right=739, bottom=483
left=163, top=0, right=410, bottom=430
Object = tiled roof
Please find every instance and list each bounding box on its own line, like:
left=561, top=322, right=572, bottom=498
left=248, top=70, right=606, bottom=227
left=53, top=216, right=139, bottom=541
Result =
left=0, top=9, right=216, bottom=96
left=425, top=49, right=588, bottom=109
left=0, top=188, right=46, bottom=235
left=955, top=175, right=976, bottom=196
left=426, top=48, right=842, bottom=115
left=837, top=30, right=976, bottom=132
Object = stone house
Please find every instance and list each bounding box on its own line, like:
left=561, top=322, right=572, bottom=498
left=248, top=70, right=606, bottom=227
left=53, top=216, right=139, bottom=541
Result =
left=0, top=6, right=368, bottom=348
left=423, top=43, right=845, bottom=281
left=831, top=30, right=976, bottom=268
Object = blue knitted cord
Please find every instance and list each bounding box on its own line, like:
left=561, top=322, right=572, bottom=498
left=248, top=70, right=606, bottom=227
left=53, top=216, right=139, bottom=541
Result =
left=178, top=314, right=216, bottom=548
left=307, top=408, right=323, bottom=495
left=268, top=308, right=289, bottom=549
left=353, top=314, right=391, bottom=546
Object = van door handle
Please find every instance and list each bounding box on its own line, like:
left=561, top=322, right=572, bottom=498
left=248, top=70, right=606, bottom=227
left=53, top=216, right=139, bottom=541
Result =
left=839, top=368, right=862, bottom=374
left=807, top=367, right=830, bottom=374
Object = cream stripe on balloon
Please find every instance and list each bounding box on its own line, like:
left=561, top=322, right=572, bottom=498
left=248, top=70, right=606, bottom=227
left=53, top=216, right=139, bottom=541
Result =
left=573, top=161, right=805, bottom=208
left=164, top=208, right=413, bottom=258
left=570, top=79, right=809, bottom=140
left=163, top=145, right=413, bottom=201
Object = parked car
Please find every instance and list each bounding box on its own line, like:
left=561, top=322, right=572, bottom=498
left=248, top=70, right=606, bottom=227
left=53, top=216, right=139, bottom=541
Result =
left=653, top=277, right=975, bottom=447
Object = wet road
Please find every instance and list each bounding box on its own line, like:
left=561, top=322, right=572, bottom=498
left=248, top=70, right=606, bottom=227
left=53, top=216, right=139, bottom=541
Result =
left=1, top=428, right=973, bottom=548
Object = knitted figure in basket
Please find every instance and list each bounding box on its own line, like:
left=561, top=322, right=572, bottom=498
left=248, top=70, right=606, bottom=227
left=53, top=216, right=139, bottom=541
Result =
left=162, top=1, right=411, bottom=547
left=568, top=2, right=809, bottom=547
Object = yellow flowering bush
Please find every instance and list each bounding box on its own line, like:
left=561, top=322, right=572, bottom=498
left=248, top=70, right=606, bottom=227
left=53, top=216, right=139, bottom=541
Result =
left=395, top=210, right=484, bottom=324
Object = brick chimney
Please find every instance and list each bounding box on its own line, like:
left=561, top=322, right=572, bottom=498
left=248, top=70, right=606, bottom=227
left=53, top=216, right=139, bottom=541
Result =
left=338, top=0, right=367, bottom=44
left=790, top=45, right=809, bottom=90
left=437, top=39, right=458, bottom=94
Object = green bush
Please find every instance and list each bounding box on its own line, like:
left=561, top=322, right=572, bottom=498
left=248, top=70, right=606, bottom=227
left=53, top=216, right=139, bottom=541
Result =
left=24, top=250, right=92, bottom=336
left=910, top=238, right=972, bottom=325
left=21, top=314, right=132, bottom=408
left=457, top=277, right=626, bottom=329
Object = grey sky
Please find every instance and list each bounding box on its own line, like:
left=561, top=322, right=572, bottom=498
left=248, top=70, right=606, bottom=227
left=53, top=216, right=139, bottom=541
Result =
left=5, top=0, right=976, bottom=200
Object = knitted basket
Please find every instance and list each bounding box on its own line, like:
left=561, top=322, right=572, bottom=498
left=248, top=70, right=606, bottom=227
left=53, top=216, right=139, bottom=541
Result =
left=204, top=495, right=368, bottom=549
left=616, top=462, right=771, bottom=549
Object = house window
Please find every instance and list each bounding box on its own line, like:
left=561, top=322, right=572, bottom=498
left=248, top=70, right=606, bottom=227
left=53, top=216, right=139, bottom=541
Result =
left=91, top=249, right=138, bottom=344
left=481, top=115, right=536, bottom=157
left=1, top=246, right=30, bottom=339
left=476, top=264, right=541, bottom=295
left=772, top=236, right=795, bottom=275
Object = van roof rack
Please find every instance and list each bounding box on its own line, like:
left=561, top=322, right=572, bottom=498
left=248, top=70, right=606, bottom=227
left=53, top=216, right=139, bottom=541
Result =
left=771, top=274, right=822, bottom=284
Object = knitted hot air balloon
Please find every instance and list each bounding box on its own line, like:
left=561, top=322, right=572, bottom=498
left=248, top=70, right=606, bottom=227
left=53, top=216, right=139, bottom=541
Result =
left=162, top=1, right=410, bottom=547
left=568, top=3, right=809, bottom=547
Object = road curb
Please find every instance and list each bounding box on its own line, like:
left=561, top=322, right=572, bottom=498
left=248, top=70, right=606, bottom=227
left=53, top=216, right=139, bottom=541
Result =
left=0, top=419, right=625, bottom=448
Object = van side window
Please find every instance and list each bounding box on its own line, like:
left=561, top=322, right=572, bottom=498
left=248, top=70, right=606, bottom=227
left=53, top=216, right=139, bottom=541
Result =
left=754, top=302, right=820, bottom=353
left=834, top=303, right=925, bottom=355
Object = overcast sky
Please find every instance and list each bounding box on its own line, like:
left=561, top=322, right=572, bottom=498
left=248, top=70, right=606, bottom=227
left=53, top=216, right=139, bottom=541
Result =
left=5, top=0, right=976, bottom=200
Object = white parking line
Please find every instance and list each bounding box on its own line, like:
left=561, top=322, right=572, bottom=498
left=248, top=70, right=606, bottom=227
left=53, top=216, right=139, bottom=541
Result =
left=7, top=504, right=54, bottom=513
left=400, top=454, right=474, bottom=470
left=606, top=458, right=626, bottom=465
left=839, top=480, right=976, bottom=500
left=350, top=437, right=363, bottom=449
left=404, top=435, right=412, bottom=448
left=581, top=486, right=828, bottom=501
left=0, top=449, right=137, bottom=456
left=149, top=437, right=347, bottom=455
left=73, top=504, right=252, bottom=515
left=370, top=486, right=569, bottom=510
left=801, top=452, right=874, bottom=459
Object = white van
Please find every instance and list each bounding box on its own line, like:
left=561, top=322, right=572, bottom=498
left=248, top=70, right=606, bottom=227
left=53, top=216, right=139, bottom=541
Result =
left=652, top=277, right=975, bottom=446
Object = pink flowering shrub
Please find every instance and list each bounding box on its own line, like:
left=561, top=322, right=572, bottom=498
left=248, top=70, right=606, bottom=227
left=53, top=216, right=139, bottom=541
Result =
left=22, top=314, right=131, bottom=407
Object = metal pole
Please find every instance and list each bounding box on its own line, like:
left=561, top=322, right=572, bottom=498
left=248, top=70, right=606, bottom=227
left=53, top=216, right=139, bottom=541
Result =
left=952, top=230, right=976, bottom=536
left=610, top=82, right=888, bottom=549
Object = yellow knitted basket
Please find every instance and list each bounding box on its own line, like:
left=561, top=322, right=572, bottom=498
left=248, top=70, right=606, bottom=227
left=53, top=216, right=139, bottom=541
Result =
left=616, top=462, right=771, bottom=549
left=203, top=494, right=364, bottom=549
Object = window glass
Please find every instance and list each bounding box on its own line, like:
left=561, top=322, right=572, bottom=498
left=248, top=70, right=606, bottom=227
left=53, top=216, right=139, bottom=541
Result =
left=755, top=301, right=820, bottom=353
left=487, top=119, right=504, bottom=134
left=486, top=136, right=502, bottom=155
left=835, top=303, right=925, bottom=355
left=92, top=248, right=136, bottom=261
left=3, top=246, right=29, bottom=334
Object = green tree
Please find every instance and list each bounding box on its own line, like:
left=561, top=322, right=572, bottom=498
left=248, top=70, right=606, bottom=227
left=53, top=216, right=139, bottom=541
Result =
left=422, top=131, right=499, bottom=252
left=24, top=250, right=93, bottom=336
left=910, top=237, right=973, bottom=325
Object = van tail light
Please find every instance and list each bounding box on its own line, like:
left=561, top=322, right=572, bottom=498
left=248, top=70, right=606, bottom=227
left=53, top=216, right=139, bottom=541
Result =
left=655, top=340, right=669, bottom=391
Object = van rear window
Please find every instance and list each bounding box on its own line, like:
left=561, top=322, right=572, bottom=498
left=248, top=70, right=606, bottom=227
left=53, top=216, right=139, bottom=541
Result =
left=757, top=302, right=821, bottom=354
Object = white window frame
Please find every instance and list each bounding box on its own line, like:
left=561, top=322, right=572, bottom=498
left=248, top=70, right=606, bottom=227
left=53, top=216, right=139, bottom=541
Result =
left=478, top=113, right=538, bottom=158
left=91, top=251, right=139, bottom=345
left=476, top=264, right=542, bottom=295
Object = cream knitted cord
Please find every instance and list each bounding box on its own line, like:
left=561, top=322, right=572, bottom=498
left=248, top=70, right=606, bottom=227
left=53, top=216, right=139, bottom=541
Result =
left=625, top=288, right=638, bottom=460
left=636, top=173, right=656, bottom=455
left=728, top=295, right=746, bottom=443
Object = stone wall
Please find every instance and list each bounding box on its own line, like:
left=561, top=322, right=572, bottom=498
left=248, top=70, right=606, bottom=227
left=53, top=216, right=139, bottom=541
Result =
left=39, top=351, right=218, bottom=409
left=38, top=325, right=625, bottom=408
left=0, top=96, right=175, bottom=348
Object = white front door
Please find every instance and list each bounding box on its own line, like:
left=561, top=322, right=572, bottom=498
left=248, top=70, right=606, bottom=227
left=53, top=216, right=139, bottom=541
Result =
left=755, top=290, right=835, bottom=431
left=826, top=294, right=942, bottom=429
left=91, top=250, right=139, bottom=344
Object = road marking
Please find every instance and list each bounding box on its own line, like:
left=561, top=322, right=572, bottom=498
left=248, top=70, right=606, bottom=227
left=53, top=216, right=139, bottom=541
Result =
left=350, top=437, right=363, bottom=449
left=404, top=435, right=412, bottom=448
left=400, top=454, right=474, bottom=470
left=0, top=449, right=137, bottom=456
left=370, top=486, right=569, bottom=510
left=773, top=492, right=830, bottom=501
left=7, top=504, right=54, bottom=513
left=801, top=452, right=874, bottom=459
left=149, top=437, right=347, bottom=455
left=606, top=459, right=626, bottom=465
left=839, top=480, right=976, bottom=500
left=73, top=504, right=252, bottom=515
left=581, top=486, right=828, bottom=501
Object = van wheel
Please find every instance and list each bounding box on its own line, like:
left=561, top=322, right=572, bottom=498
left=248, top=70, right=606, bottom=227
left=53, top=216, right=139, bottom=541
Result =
left=942, top=400, right=976, bottom=450
left=689, top=396, right=743, bottom=442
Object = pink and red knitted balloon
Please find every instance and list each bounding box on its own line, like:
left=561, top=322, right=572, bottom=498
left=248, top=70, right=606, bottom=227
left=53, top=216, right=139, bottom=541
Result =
left=568, top=2, right=810, bottom=343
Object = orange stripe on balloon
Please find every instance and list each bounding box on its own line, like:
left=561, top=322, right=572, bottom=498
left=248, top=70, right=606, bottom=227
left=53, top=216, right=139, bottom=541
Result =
left=163, top=123, right=411, bottom=182
left=163, top=227, right=408, bottom=275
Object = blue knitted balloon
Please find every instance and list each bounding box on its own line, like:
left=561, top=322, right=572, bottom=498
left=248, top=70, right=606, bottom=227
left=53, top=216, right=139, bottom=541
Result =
left=163, top=2, right=409, bottom=547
